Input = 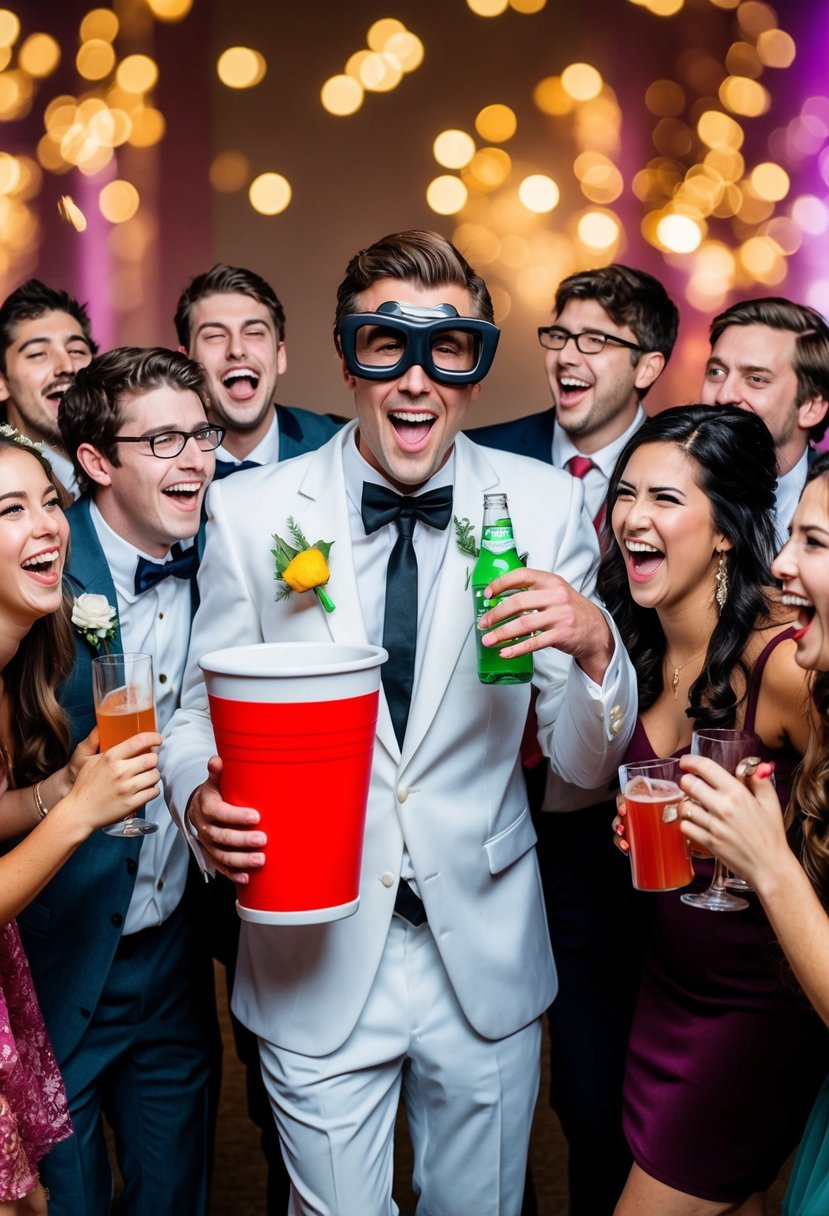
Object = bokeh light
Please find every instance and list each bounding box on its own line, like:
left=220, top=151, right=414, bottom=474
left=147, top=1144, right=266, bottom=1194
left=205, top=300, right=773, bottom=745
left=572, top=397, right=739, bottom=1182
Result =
left=249, top=172, right=292, bottom=216
left=321, top=75, right=363, bottom=116
left=19, top=33, right=60, bottom=78
left=518, top=174, right=560, bottom=213
left=99, top=180, right=140, bottom=223
left=217, top=47, right=266, bottom=89
left=426, top=175, right=468, bottom=214
left=561, top=63, right=603, bottom=102
left=475, top=104, right=517, bottom=143
left=433, top=130, right=476, bottom=170
left=209, top=151, right=250, bottom=193
left=80, top=9, right=119, bottom=42
left=116, top=55, right=159, bottom=94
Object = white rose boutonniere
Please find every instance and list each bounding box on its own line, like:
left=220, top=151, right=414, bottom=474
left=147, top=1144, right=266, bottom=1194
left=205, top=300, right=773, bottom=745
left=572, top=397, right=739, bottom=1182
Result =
left=72, top=593, right=118, bottom=652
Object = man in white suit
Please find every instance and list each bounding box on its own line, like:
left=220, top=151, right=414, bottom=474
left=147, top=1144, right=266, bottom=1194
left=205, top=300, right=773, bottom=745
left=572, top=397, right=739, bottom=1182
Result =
left=161, top=230, right=636, bottom=1215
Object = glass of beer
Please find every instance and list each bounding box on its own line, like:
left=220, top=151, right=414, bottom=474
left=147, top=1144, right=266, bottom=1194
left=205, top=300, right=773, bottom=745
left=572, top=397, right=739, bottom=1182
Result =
left=92, top=652, right=158, bottom=838
left=618, top=757, right=693, bottom=891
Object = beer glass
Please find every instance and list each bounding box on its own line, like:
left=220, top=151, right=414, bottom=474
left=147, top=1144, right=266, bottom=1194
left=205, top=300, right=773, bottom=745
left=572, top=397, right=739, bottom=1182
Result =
left=92, top=652, right=158, bottom=838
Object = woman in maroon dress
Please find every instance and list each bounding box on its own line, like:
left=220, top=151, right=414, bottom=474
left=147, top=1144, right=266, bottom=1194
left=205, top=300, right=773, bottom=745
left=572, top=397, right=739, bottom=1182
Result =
left=604, top=406, right=826, bottom=1216
left=0, top=430, right=160, bottom=1214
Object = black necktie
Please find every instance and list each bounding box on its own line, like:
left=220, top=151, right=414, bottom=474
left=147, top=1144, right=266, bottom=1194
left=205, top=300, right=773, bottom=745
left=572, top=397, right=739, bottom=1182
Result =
left=134, top=542, right=198, bottom=595
left=361, top=483, right=453, bottom=748
left=213, top=458, right=261, bottom=481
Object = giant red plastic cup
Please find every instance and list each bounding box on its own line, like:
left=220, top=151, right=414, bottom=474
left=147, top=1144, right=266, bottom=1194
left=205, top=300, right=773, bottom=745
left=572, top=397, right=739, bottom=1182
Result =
left=200, top=642, right=387, bottom=924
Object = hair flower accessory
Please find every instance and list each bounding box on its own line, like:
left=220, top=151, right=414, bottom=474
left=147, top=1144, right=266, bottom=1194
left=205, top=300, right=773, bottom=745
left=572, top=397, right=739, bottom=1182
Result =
left=0, top=423, right=42, bottom=453
left=72, top=593, right=118, bottom=652
left=272, top=518, right=335, bottom=613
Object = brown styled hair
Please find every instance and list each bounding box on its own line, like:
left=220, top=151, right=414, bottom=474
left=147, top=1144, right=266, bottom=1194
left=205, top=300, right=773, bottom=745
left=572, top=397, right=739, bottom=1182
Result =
left=174, top=263, right=286, bottom=347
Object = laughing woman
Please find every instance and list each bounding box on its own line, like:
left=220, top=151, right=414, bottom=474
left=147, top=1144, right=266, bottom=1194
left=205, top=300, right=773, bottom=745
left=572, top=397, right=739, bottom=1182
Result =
left=681, top=451, right=829, bottom=1216
left=603, top=406, right=828, bottom=1216
left=0, top=430, right=161, bottom=1215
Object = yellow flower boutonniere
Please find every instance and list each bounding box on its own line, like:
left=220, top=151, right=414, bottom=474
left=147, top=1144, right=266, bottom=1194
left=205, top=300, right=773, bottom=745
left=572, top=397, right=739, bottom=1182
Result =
left=272, top=517, right=335, bottom=613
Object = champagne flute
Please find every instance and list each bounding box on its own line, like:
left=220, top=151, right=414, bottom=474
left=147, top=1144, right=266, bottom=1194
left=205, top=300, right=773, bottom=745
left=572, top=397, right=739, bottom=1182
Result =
left=680, top=728, right=760, bottom=912
left=92, top=652, right=159, bottom=838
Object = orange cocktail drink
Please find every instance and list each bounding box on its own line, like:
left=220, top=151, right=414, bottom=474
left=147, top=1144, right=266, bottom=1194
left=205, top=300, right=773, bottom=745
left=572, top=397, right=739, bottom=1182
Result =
left=96, top=686, right=157, bottom=751
left=619, top=759, right=694, bottom=892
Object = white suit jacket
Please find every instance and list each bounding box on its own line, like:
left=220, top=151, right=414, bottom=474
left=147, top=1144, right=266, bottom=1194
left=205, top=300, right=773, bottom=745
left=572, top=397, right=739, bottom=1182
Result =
left=161, top=423, right=636, bottom=1054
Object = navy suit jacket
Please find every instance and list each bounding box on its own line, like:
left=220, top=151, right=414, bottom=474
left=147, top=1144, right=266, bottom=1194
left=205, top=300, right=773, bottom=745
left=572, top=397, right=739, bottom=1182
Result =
left=17, top=496, right=195, bottom=1062
left=468, top=409, right=555, bottom=466
left=275, top=403, right=345, bottom=460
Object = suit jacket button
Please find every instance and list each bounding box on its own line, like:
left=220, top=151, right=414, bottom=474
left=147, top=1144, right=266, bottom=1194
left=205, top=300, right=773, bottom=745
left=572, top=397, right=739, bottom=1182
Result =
left=111, top=913, right=123, bottom=927
left=397, top=786, right=409, bottom=803
left=379, top=871, right=395, bottom=888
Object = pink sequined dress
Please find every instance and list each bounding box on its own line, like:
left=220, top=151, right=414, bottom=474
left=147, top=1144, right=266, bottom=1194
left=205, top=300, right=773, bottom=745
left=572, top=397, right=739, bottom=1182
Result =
left=0, top=867, right=72, bottom=1199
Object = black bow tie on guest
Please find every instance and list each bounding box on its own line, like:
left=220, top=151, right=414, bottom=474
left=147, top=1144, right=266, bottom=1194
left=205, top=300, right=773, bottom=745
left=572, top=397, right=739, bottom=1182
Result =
left=213, top=457, right=261, bottom=481
left=134, top=542, right=199, bottom=595
left=360, top=483, right=453, bottom=749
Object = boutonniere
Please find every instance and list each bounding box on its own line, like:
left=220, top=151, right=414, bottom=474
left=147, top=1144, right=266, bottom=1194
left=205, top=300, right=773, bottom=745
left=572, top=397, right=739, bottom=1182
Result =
left=272, top=517, right=335, bottom=613
left=71, top=593, right=118, bottom=652
left=454, top=516, right=479, bottom=590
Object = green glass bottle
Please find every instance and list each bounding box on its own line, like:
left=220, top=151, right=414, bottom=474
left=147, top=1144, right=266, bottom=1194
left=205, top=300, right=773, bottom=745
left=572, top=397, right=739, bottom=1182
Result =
left=472, top=492, right=533, bottom=685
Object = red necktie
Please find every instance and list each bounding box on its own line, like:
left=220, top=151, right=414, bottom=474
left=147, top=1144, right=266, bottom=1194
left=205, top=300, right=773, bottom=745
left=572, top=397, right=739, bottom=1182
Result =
left=566, top=455, right=605, bottom=534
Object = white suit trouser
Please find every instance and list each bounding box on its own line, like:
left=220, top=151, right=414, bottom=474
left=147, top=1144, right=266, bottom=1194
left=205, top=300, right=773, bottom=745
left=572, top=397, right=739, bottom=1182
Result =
left=257, top=915, right=541, bottom=1216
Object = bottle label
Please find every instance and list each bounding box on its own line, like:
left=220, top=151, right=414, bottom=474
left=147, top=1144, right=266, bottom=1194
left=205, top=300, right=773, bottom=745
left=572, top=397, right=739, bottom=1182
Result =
left=481, top=526, right=515, bottom=555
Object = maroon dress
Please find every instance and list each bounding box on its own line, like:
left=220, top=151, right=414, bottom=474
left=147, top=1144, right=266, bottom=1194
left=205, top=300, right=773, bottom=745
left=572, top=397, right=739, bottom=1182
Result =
left=622, top=629, right=829, bottom=1203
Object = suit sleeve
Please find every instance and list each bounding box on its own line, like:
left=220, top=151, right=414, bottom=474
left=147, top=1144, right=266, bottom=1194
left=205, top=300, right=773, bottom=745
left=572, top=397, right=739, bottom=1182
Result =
left=530, top=472, right=637, bottom=788
left=160, top=477, right=266, bottom=856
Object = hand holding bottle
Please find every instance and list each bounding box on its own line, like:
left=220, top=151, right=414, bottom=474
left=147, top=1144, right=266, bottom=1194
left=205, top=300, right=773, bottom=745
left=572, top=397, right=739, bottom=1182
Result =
left=478, top=565, right=615, bottom=685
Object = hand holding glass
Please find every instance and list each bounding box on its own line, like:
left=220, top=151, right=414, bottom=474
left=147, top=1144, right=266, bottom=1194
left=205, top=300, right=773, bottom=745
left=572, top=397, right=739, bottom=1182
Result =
left=680, top=729, right=759, bottom=912
left=92, top=653, right=158, bottom=837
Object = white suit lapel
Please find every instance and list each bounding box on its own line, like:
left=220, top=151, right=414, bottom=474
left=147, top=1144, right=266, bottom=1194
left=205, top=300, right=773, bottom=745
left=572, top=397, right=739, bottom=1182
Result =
left=294, top=425, right=400, bottom=760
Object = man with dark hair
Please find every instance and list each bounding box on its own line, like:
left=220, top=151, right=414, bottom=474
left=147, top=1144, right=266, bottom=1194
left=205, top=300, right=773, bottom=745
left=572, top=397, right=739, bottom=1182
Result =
left=175, top=262, right=343, bottom=475
left=176, top=262, right=345, bottom=1213
left=161, top=230, right=636, bottom=1214
left=17, top=347, right=220, bottom=1216
left=701, top=296, right=829, bottom=543
left=472, top=264, right=679, bottom=1216
left=0, top=278, right=98, bottom=497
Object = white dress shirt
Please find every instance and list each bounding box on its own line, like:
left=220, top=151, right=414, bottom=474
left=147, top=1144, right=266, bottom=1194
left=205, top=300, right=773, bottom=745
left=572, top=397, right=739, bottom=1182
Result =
left=43, top=444, right=80, bottom=501
left=90, top=503, right=192, bottom=933
left=543, top=407, right=646, bottom=813
left=215, top=410, right=280, bottom=467
left=551, top=406, right=645, bottom=520
left=775, top=449, right=809, bottom=550
left=342, top=433, right=455, bottom=891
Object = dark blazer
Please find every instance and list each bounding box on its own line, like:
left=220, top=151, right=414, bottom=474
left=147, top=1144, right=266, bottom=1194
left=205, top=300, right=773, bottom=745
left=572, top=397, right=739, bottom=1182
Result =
left=17, top=496, right=194, bottom=1061
left=468, top=408, right=555, bottom=465
left=276, top=403, right=345, bottom=461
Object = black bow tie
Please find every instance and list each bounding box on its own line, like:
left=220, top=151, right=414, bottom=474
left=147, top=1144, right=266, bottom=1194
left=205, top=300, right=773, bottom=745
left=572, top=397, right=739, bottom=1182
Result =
left=134, top=543, right=198, bottom=595
left=213, top=458, right=261, bottom=481
left=360, top=483, right=454, bottom=536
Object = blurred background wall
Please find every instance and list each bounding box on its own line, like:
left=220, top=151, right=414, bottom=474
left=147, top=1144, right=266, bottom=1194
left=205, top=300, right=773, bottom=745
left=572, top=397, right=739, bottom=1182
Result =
left=1, top=0, right=826, bottom=423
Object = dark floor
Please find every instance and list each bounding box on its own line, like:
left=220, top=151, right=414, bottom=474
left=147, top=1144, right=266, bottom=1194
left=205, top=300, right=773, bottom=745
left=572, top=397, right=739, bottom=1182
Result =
left=209, top=965, right=792, bottom=1215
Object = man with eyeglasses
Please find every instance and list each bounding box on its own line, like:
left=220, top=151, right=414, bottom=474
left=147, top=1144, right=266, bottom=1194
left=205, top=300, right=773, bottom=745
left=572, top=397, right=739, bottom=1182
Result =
left=473, top=265, right=679, bottom=1216
left=16, top=348, right=220, bottom=1216
left=161, top=231, right=636, bottom=1215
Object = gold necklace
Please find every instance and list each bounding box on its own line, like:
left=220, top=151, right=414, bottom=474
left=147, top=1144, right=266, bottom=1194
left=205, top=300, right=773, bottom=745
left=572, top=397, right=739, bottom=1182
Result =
left=666, top=647, right=707, bottom=701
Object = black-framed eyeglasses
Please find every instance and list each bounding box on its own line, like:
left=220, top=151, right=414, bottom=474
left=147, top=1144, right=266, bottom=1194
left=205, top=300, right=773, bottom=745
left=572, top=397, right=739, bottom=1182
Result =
left=537, top=326, right=643, bottom=356
left=111, top=425, right=226, bottom=459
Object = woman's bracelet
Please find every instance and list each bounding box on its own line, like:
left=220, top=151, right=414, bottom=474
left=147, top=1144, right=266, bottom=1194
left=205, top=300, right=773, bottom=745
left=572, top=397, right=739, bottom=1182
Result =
left=33, top=781, right=49, bottom=820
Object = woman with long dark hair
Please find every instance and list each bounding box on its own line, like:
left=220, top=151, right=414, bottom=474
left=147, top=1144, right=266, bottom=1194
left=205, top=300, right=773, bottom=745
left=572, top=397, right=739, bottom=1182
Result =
left=0, top=430, right=160, bottom=1215
left=680, top=451, right=829, bottom=1215
left=606, top=405, right=826, bottom=1216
